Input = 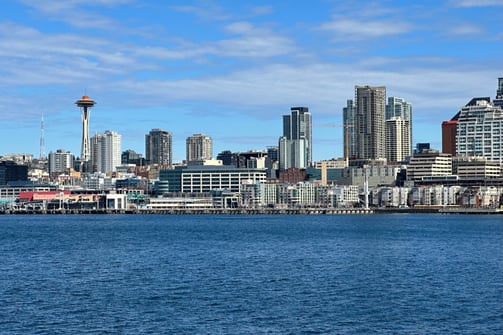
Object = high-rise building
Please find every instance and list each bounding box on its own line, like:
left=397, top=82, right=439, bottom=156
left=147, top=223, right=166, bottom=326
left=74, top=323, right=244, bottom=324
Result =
left=342, top=99, right=357, bottom=159
left=386, top=97, right=413, bottom=154
left=145, top=129, right=172, bottom=166
left=186, top=134, right=212, bottom=162
left=355, top=86, right=386, bottom=160
left=455, top=97, right=503, bottom=162
left=386, top=97, right=412, bottom=121
left=48, top=149, right=74, bottom=177
left=386, top=117, right=411, bottom=162
left=279, top=107, right=312, bottom=170
left=90, top=130, right=122, bottom=173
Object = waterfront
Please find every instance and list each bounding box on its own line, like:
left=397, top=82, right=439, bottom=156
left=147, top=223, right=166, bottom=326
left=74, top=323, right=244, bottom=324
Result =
left=0, top=214, right=501, bottom=334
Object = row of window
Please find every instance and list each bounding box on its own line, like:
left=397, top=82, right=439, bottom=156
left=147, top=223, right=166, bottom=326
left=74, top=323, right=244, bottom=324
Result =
left=458, top=137, right=501, bottom=143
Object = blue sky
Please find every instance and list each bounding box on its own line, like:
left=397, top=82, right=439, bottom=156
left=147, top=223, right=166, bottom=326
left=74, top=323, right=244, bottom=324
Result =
left=1, top=0, right=502, bottom=162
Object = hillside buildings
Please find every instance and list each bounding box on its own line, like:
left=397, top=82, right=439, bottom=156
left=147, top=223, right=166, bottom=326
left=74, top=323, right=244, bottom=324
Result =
left=2, top=79, right=503, bottom=213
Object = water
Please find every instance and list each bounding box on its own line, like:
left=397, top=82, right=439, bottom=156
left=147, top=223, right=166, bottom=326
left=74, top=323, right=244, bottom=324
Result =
left=0, top=214, right=501, bottom=334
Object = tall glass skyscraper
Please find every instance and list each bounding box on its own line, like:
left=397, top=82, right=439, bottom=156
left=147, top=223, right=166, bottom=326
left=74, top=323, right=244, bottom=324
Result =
left=145, top=128, right=172, bottom=166
left=279, top=107, right=312, bottom=170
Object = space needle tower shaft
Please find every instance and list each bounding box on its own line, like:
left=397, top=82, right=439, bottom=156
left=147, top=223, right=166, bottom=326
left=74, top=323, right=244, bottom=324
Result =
left=75, top=95, right=96, bottom=162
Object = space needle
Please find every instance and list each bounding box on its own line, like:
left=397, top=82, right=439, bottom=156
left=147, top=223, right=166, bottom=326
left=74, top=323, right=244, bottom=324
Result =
left=75, top=95, right=96, bottom=163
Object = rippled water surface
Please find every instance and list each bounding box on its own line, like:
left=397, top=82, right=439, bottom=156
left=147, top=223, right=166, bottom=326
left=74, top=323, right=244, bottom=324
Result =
left=0, top=214, right=501, bottom=334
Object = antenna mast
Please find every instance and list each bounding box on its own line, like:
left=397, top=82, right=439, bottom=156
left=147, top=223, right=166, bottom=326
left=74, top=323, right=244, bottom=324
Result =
left=39, top=113, right=46, bottom=160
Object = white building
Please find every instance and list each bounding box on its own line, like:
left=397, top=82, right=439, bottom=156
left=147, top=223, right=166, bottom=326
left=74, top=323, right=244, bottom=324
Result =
left=260, top=183, right=278, bottom=206
left=407, top=150, right=452, bottom=181
left=456, top=98, right=503, bottom=162
left=83, top=173, right=115, bottom=190
left=386, top=97, right=413, bottom=154
left=452, top=156, right=502, bottom=179
left=91, top=130, right=122, bottom=174
left=160, top=166, right=267, bottom=193
left=333, top=185, right=360, bottom=207
left=386, top=117, right=411, bottom=162
left=379, top=186, right=409, bottom=207
left=279, top=137, right=308, bottom=170
left=48, top=149, right=74, bottom=177
left=442, top=186, right=461, bottom=205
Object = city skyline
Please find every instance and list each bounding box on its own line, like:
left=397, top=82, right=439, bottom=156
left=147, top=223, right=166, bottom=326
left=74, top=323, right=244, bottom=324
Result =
left=0, top=1, right=502, bottom=161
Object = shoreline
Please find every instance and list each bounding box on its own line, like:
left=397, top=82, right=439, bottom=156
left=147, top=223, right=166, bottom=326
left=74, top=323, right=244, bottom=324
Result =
left=1, top=207, right=501, bottom=215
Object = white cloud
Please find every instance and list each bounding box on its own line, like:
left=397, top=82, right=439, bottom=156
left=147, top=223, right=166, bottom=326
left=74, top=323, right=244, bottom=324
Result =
left=18, top=0, right=132, bottom=30
left=19, top=0, right=133, bottom=13
left=217, top=22, right=295, bottom=58
left=171, top=2, right=232, bottom=21
left=134, top=21, right=295, bottom=60
left=249, top=6, right=273, bottom=16
left=111, top=61, right=497, bottom=120
left=446, top=23, right=484, bottom=36
left=450, top=0, right=503, bottom=7
left=1, top=2, right=500, bottom=141
left=319, top=17, right=412, bottom=41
